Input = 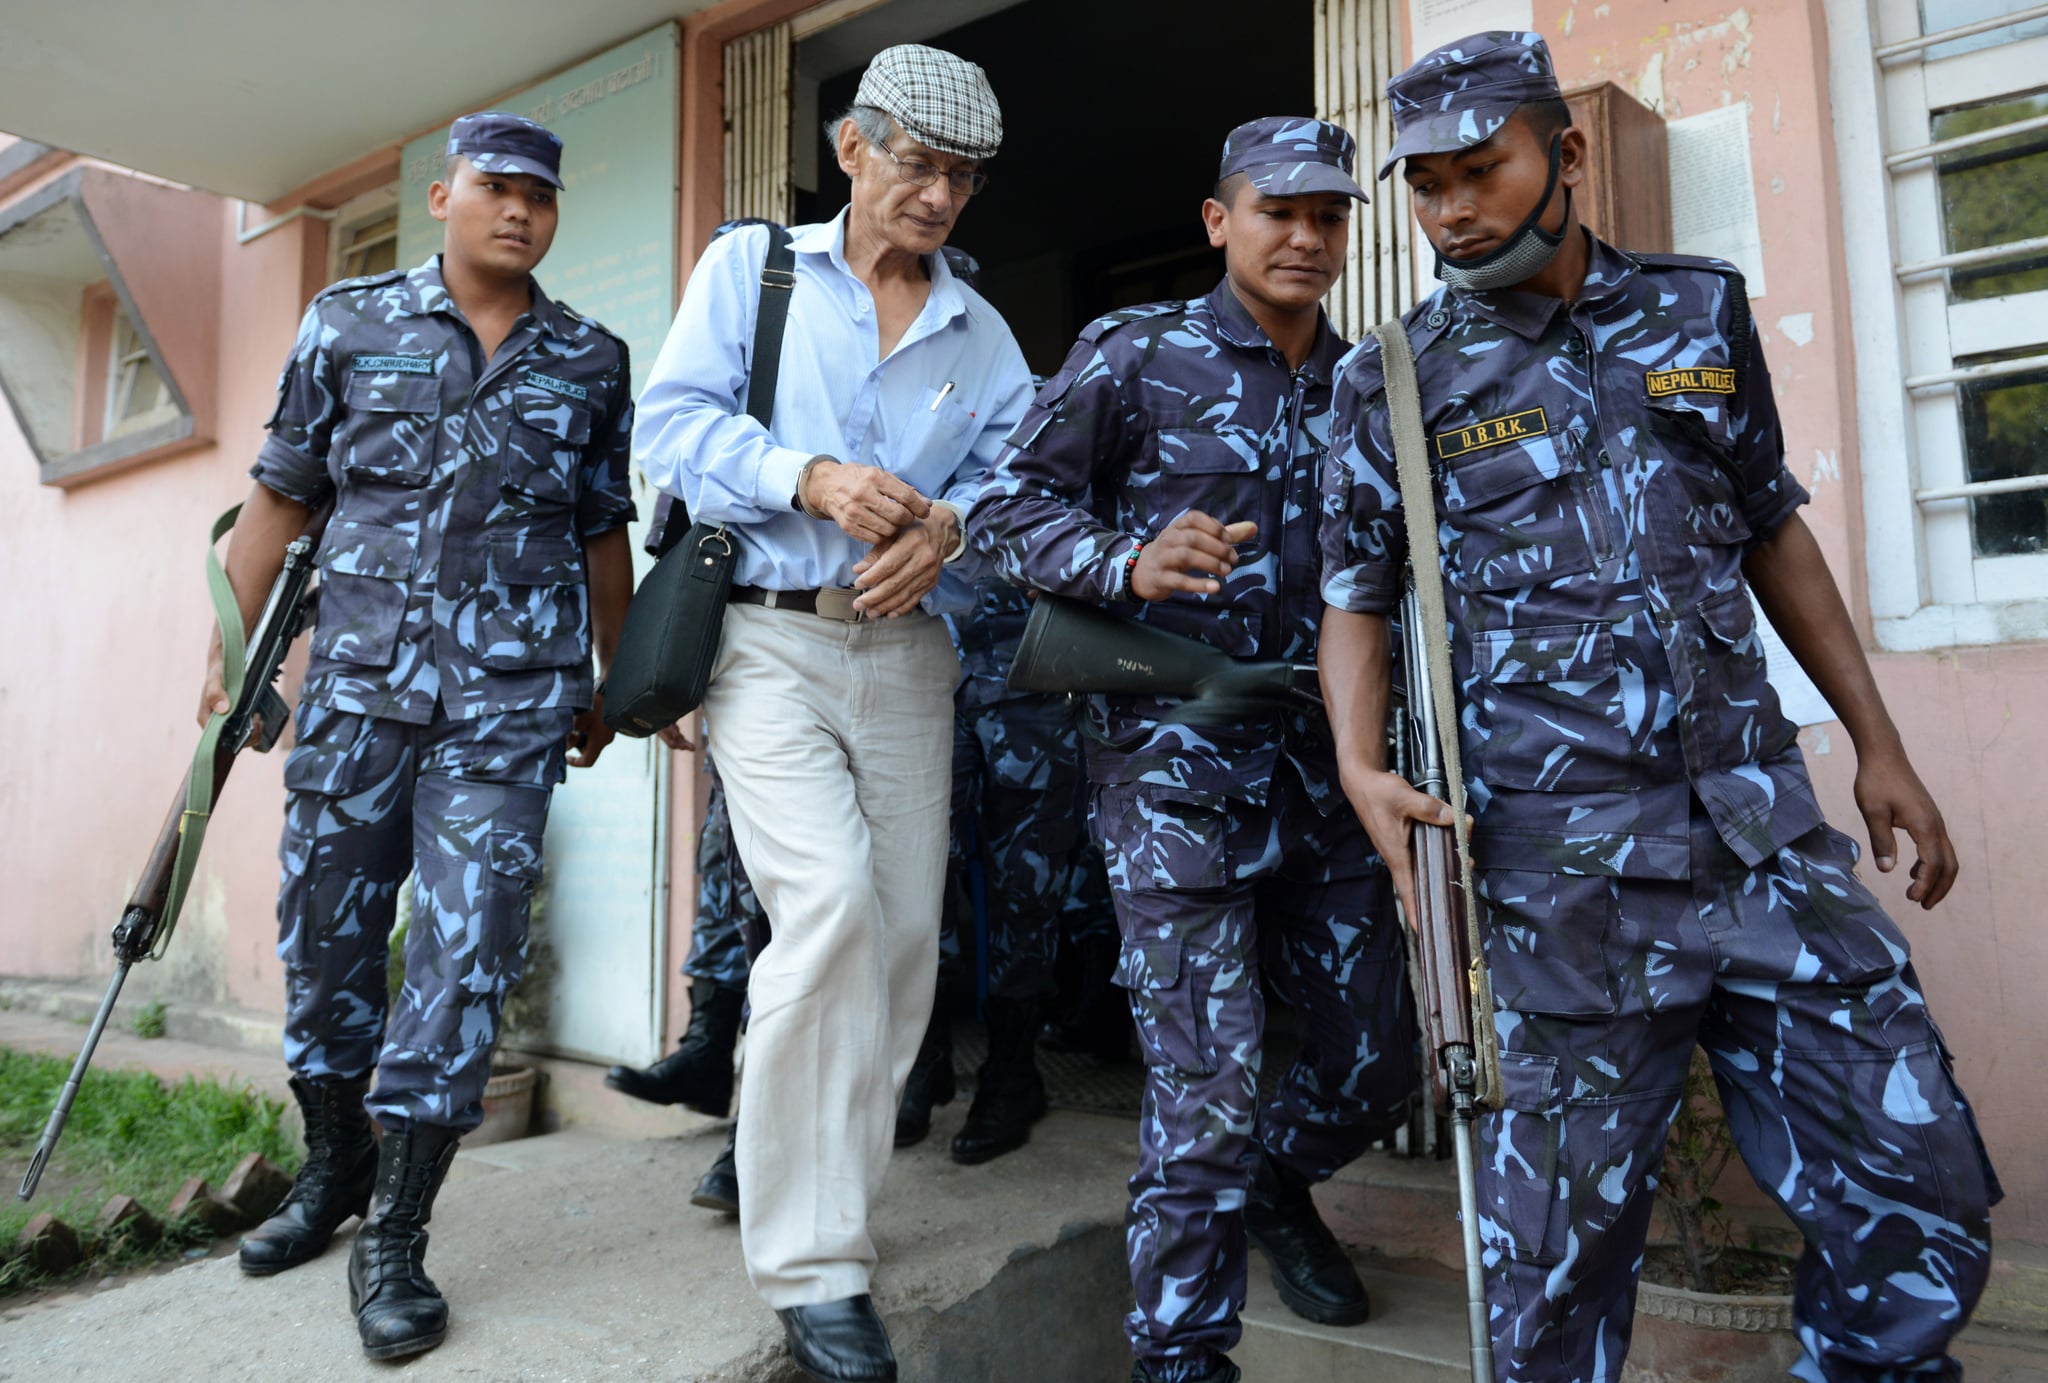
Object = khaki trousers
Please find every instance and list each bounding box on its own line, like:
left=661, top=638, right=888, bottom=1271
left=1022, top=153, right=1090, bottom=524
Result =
left=701, top=602, right=957, bottom=1307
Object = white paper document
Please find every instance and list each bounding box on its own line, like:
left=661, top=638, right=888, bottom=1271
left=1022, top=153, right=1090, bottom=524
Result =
left=1665, top=102, right=1769, bottom=297
left=1408, top=0, right=1535, bottom=60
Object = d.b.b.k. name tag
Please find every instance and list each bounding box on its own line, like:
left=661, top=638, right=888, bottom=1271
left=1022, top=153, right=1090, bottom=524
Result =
left=1434, top=406, right=1549, bottom=462
left=1645, top=367, right=1736, bottom=398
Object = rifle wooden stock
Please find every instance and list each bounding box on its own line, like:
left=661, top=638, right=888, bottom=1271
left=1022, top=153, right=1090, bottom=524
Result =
left=1410, top=817, right=1476, bottom=1115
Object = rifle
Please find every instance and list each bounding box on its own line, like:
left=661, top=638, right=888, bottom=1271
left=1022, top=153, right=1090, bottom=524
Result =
left=18, top=506, right=320, bottom=1201
left=1392, top=584, right=1501, bottom=1383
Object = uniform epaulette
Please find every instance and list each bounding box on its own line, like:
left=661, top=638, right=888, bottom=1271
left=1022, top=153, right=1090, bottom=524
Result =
left=1629, top=250, right=1744, bottom=282
left=555, top=301, right=627, bottom=348
left=1078, top=300, right=1184, bottom=345
left=1629, top=253, right=1752, bottom=387
left=314, top=267, right=409, bottom=303
left=1339, top=297, right=1451, bottom=402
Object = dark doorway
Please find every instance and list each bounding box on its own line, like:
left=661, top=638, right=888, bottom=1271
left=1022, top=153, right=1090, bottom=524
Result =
left=794, top=0, right=1315, bottom=374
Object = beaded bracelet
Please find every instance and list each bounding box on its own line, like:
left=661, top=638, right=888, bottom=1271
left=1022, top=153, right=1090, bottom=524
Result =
left=1118, top=541, right=1145, bottom=601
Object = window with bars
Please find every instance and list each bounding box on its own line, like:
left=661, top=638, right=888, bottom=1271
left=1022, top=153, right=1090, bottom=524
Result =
left=1866, top=0, right=2048, bottom=638
left=329, top=186, right=401, bottom=284
left=103, top=307, right=177, bottom=441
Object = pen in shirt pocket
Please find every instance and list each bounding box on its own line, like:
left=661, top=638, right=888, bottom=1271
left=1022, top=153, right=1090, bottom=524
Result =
left=931, top=381, right=956, bottom=411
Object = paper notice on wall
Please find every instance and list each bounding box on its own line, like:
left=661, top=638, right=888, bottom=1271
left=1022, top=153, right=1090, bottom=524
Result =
left=1750, top=593, right=1837, bottom=727
left=1408, top=0, right=1535, bottom=60
left=1666, top=102, right=1769, bottom=298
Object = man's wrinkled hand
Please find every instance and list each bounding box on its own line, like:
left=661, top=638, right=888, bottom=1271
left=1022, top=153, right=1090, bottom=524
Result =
left=1130, top=511, right=1257, bottom=602
left=568, top=702, right=615, bottom=769
left=852, top=508, right=954, bottom=618
left=803, top=459, right=932, bottom=545
left=1854, top=746, right=1958, bottom=909
left=1341, top=764, right=1456, bottom=933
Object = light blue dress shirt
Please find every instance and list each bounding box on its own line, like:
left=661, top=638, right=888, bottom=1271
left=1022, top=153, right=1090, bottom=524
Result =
left=634, top=212, right=1033, bottom=610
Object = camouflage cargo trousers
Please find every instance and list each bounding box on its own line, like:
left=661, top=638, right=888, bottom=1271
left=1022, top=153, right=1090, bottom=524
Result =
left=1095, top=758, right=1417, bottom=1379
left=1479, top=810, right=2001, bottom=1382
left=943, top=695, right=1090, bottom=999
left=683, top=757, right=765, bottom=988
left=277, top=699, right=569, bottom=1132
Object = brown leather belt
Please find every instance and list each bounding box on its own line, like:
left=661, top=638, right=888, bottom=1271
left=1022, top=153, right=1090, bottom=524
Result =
left=731, top=585, right=865, bottom=622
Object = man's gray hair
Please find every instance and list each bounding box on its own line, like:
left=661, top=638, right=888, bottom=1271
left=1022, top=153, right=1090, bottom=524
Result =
left=827, top=103, right=895, bottom=150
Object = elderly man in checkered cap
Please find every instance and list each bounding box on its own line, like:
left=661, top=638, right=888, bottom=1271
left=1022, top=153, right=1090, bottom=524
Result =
left=635, top=43, right=1031, bottom=1383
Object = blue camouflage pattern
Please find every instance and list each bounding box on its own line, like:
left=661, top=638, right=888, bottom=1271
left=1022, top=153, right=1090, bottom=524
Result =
left=253, top=256, right=638, bottom=726
left=278, top=699, right=570, bottom=1132
left=683, top=757, right=764, bottom=988
left=1323, top=239, right=1820, bottom=876
left=1480, top=812, right=1998, bottom=1381
left=973, top=276, right=1413, bottom=1379
left=1217, top=116, right=1369, bottom=202
left=1097, top=767, right=1414, bottom=1379
left=1321, top=236, right=1998, bottom=1379
left=447, top=111, right=565, bottom=189
left=970, top=280, right=1350, bottom=809
left=1379, top=31, right=1560, bottom=179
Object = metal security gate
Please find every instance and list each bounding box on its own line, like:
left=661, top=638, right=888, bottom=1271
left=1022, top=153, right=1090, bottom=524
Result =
left=1316, top=0, right=1417, bottom=338
left=725, top=23, right=794, bottom=224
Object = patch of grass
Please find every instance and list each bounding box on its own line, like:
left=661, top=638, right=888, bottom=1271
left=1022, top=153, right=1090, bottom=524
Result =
left=131, top=1000, right=167, bottom=1040
left=0, top=1046, right=300, bottom=1293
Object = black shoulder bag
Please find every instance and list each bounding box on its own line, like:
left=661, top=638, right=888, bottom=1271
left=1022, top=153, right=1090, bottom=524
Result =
left=603, top=224, right=796, bottom=737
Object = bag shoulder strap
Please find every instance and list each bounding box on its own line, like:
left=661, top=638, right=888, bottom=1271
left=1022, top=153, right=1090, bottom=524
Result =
left=1369, top=320, right=1478, bottom=915
left=652, top=224, right=796, bottom=559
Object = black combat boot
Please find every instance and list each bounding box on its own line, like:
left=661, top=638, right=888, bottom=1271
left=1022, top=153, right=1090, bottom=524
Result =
left=894, top=1012, right=955, bottom=1148
left=692, top=1125, right=739, bottom=1215
left=1040, top=935, right=1131, bottom=1061
left=604, top=977, right=744, bottom=1116
left=1244, top=1148, right=1370, bottom=1326
left=348, top=1120, right=462, bottom=1360
left=1129, top=1358, right=1241, bottom=1382
left=950, top=996, right=1049, bottom=1165
left=239, top=1074, right=377, bottom=1275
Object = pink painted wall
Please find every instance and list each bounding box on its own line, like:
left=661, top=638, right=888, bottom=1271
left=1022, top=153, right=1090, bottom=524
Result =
left=1532, top=0, right=2048, bottom=1245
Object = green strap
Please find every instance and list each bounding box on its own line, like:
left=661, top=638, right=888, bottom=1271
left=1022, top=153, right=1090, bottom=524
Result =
left=156, top=505, right=247, bottom=958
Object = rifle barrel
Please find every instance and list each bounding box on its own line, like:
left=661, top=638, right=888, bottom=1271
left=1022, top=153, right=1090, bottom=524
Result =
left=17, top=960, right=131, bottom=1201
left=1451, top=1100, right=1496, bottom=1382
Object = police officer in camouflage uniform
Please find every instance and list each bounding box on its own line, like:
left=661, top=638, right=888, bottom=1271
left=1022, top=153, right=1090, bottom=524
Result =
left=1317, top=34, right=1999, bottom=1382
left=972, top=118, right=1418, bottom=1383
left=205, top=113, right=641, bottom=1361
left=897, top=579, right=1096, bottom=1161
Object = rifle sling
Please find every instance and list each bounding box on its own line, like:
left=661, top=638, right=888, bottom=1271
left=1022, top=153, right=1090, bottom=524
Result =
left=1370, top=319, right=1497, bottom=1106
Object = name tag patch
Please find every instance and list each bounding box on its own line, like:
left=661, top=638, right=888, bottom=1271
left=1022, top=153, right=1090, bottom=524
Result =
left=1646, top=367, right=1736, bottom=398
left=353, top=354, right=437, bottom=375
left=524, top=371, right=588, bottom=402
left=1435, top=407, right=1549, bottom=462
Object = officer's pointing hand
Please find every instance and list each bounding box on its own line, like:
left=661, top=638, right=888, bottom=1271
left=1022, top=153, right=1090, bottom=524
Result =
left=1343, top=768, right=1458, bottom=935
left=801, top=458, right=932, bottom=545
left=1130, top=512, right=1258, bottom=601
left=1854, top=748, right=1959, bottom=909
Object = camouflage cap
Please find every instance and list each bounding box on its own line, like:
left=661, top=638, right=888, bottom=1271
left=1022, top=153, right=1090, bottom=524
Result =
left=1379, top=31, right=1561, bottom=179
left=1219, top=116, right=1369, bottom=201
left=855, top=44, right=1003, bottom=159
left=447, top=111, right=564, bottom=189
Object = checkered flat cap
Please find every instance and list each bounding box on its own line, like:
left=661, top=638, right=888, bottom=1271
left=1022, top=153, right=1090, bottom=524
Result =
left=855, top=44, right=1003, bottom=159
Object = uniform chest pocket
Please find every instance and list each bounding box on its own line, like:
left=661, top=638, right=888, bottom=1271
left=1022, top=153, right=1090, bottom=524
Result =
left=1470, top=619, right=1635, bottom=792
left=1437, top=427, right=1599, bottom=593
left=1153, top=429, right=1268, bottom=534
left=1647, top=397, right=1751, bottom=548
left=338, top=372, right=441, bottom=487
left=503, top=384, right=592, bottom=506
left=309, top=521, right=418, bottom=669
left=478, top=533, right=588, bottom=672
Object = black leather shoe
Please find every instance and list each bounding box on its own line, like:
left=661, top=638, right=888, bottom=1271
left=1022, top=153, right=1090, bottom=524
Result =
left=239, top=1075, right=376, bottom=1276
left=1129, top=1358, right=1242, bottom=1382
left=776, top=1294, right=897, bottom=1381
left=1244, top=1149, right=1370, bottom=1326
left=950, top=996, right=1047, bottom=1165
left=605, top=977, right=744, bottom=1116
left=348, top=1120, right=462, bottom=1360
left=894, top=1014, right=955, bottom=1148
left=691, top=1127, right=739, bottom=1215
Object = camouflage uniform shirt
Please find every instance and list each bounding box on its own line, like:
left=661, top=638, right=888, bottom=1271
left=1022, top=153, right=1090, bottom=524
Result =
left=971, top=280, right=1350, bottom=806
left=1320, top=237, right=1820, bottom=877
left=252, top=255, right=638, bottom=725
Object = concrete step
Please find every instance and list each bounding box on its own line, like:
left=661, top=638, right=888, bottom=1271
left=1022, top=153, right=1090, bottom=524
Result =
left=1238, top=1254, right=1469, bottom=1381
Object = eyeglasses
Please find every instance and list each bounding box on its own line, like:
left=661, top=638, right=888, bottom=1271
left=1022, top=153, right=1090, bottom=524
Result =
left=868, top=139, right=989, bottom=198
